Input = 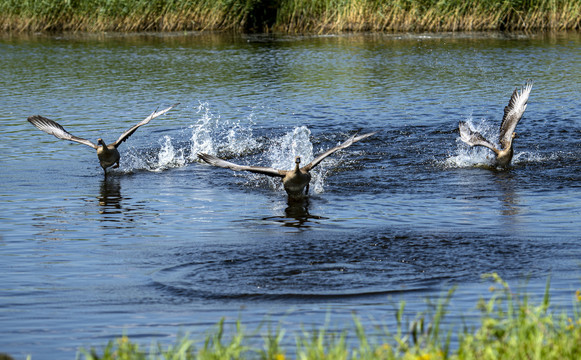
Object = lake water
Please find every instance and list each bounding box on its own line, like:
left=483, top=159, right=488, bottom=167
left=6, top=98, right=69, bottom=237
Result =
left=1, top=31, right=580, bottom=359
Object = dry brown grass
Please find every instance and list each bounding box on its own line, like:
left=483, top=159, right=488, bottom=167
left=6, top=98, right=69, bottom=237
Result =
left=0, top=0, right=579, bottom=33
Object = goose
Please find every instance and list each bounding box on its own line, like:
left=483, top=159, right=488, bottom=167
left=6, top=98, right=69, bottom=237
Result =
left=458, top=81, right=533, bottom=168
left=28, top=103, right=178, bottom=176
left=198, top=131, right=377, bottom=200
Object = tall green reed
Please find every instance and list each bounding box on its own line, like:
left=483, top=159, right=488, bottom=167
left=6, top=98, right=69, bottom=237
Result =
left=71, top=274, right=581, bottom=360
left=0, top=0, right=579, bottom=32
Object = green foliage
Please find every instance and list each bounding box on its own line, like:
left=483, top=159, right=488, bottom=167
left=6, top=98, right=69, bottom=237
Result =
left=457, top=273, right=581, bottom=360
left=66, top=274, right=581, bottom=360
left=0, top=0, right=579, bottom=32
left=199, top=318, right=248, bottom=359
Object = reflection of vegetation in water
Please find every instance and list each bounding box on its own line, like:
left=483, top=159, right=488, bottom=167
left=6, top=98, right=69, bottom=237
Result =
left=75, top=274, right=581, bottom=360
left=1, top=0, right=579, bottom=32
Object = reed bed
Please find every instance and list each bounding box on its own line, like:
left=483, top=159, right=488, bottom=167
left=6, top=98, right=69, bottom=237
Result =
left=34, top=274, right=580, bottom=360
left=277, top=0, right=581, bottom=33
left=0, top=0, right=579, bottom=33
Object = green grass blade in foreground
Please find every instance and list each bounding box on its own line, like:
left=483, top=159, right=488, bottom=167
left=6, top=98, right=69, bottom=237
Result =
left=70, top=273, right=581, bottom=360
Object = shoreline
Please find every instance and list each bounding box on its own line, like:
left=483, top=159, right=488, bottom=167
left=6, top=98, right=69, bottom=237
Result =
left=1, top=0, right=579, bottom=33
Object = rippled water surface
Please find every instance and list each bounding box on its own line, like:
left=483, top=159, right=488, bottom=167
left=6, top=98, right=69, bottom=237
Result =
left=1, top=31, right=580, bottom=359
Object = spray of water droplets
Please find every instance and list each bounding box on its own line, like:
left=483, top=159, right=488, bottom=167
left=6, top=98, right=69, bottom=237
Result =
left=440, top=116, right=552, bottom=169
left=441, top=116, right=497, bottom=168
left=118, top=103, right=332, bottom=193
left=264, top=126, right=331, bottom=193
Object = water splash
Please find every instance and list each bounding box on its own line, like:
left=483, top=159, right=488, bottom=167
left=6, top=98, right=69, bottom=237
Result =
left=512, top=150, right=559, bottom=165
left=121, top=136, right=185, bottom=173
left=155, top=135, right=186, bottom=171
left=187, top=102, right=218, bottom=159
left=442, top=117, right=499, bottom=168
left=264, top=126, right=334, bottom=194
left=188, top=102, right=261, bottom=159
left=203, top=125, right=334, bottom=194
left=266, top=126, right=315, bottom=192
left=268, top=126, right=314, bottom=169
left=441, top=117, right=552, bottom=169
left=117, top=103, right=339, bottom=194
left=119, top=102, right=261, bottom=173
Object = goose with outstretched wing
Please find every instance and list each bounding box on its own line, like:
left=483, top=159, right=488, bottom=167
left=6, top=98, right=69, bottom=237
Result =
left=198, top=131, right=377, bottom=200
left=28, top=103, right=178, bottom=176
left=458, top=81, right=533, bottom=168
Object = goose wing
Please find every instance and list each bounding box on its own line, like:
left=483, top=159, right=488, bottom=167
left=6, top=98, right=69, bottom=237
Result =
left=113, top=103, right=178, bottom=148
left=28, top=115, right=98, bottom=149
left=198, top=153, right=286, bottom=178
left=499, top=81, right=533, bottom=150
left=301, top=131, right=377, bottom=172
left=458, top=121, right=499, bottom=154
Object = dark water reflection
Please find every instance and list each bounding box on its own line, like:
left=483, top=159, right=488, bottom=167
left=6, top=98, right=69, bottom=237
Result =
left=0, top=31, right=580, bottom=360
left=150, top=224, right=560, bottom=302
left=492, top=171, right=520, bottom=217
left=98, top=177, right=123, bottom=213
left=259, top=198, right=329, bottom=228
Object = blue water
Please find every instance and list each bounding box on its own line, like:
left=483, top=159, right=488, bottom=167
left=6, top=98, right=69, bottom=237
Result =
left=0, top=31, right=580, bottom=359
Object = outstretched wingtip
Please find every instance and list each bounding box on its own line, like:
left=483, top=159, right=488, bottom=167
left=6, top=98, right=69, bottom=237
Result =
left=28, top=115, right=53, bottom=125
left=301, top=130, right=376, bottom=172
left=146, top=103, right=179, bottom=120
left=152, top=103, right=178, bottom=116
left=27, top=115, right=98, bottom=149
left=352, top=130, right=378, bottom=142
left=27, top=115, right=48, bottom=130
left=512, top=81, right=533, bottom=100
left=523, top=80, right=533, bottom=93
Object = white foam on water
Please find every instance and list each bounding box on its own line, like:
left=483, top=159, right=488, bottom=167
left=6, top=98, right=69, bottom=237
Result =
left=186, top=102, right=220, bottom=160
left=440, top=116, right=553, bottom=169
left=121, top=147, right=149, bottom=173
left=263, top=126, right=334, bottom=194
left=187, top=102, right=260, bottom=159
left=441, top=116, right=499, bottom=168
left=511, top=150, right=558, bottom=165
left=119, top=102, right=261, bottom=173
left=155, top=135, right=186, bottom=171
left=222, top=118, right=259, bottom=157
left=121, top=136, right=185, bottom=173
left=268, top=126, right=314, bottom=169
left=117, top=103, right=344, bottom=193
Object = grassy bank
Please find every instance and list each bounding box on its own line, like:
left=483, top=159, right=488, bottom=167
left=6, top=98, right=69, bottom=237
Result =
left=0, top=0, right=579, bottom=33
left=13, top=274, right=576, bottom=360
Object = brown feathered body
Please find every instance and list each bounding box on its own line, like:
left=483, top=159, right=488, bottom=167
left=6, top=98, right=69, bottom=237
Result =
left=198, top=131, right=377, bottom=200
